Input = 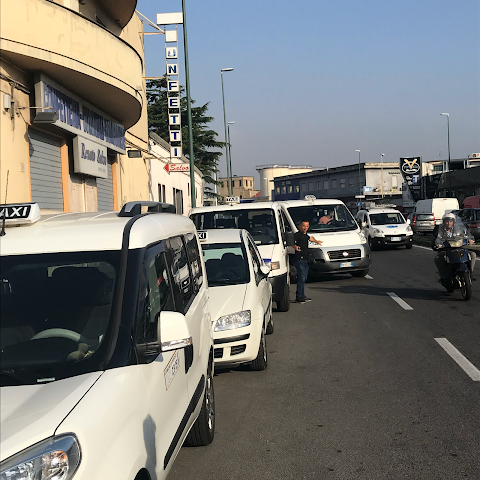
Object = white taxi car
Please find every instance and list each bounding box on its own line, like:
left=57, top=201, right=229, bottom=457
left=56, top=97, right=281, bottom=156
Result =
left=356, top=207, right=413, bottom=249
left=0, top=201, right=214, bottom=480
left=198, top=229, right=272, bottom=371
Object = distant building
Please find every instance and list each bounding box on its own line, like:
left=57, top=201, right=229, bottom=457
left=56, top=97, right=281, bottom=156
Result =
left=273, top=162, right=402, bottom=211
left=219, top=175, right=259, bottom=200
left=256, top=164, right=313, bottom=200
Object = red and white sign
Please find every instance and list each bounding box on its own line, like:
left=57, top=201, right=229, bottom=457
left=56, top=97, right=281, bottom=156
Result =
left=164, top=163, right=190, bottom=173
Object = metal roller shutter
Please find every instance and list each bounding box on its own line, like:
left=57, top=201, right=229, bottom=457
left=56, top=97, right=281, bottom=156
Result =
left=29, top=130, right=63, bottom=211
left=97, top=160, right=114, bottom=211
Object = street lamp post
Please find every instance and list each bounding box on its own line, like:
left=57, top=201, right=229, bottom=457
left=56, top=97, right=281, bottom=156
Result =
left=380, top=153, right=385, bottom=198
left=440, top=113, right=450, bottom=172
left=221, top=68, right=234, bottom=196
left=227, top=121, right=235, bottom=180
left=355, top=150, right=362, bottom=208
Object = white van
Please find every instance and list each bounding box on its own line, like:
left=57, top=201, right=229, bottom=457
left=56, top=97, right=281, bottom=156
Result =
left=190, top=202, right=293, bottom=312
left=413, top=198, right=459, bottom=234
left=0, top=201, right=215, bottom=480
left=279, top=196, right=371, bottom=277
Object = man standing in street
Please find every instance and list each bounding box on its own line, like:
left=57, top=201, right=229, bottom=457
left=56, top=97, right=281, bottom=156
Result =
left=293, top=220, right=323, bottom=303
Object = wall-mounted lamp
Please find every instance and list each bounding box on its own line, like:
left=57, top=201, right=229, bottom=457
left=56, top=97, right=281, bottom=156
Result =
left=127, top=149, right=143, bottom=158
left=33, top=111, right=59, bottom=124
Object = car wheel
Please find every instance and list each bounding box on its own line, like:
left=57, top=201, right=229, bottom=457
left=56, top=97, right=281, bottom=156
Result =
left=276, top=282, right=290, bottom=312
left=250, top=330, right=267, bottom=371
left=266, top=312, right=274, bottom=334
left=183, top=361, right=215, bottom=446
left=405, top=242, right=413, bottom=249
left=351, top=269, right=369, bottom=277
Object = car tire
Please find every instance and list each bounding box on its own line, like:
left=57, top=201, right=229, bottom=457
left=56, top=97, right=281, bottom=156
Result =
left=276, top=282, right=290, bottom=312
left=266, top=312, right=274, bottom=335
left=351, top=269, right=369, bottom=277
left=250, top=330, right=267, bottom=371
left=183, top=361, right=215, bottom=447
left=405, top=242, right=413, bottom=249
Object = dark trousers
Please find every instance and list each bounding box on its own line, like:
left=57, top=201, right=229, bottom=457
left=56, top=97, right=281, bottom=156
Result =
left=294, top=259, right=309, bottom=300
left=435, top=250, right=477, bottom=280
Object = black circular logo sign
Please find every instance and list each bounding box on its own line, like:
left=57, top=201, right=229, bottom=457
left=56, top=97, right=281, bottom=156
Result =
left=401, top=158, right=420, bottom=174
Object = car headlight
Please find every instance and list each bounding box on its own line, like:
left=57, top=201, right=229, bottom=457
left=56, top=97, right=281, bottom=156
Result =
left=214, top=310, right=251, bottom=332
left=359, top=232, right=367, bottom=244
left=372, top=228, right=384, bottom=237
left=406, top=225, right=413, bottom=233
left=0, top=434, right=81, bottom=480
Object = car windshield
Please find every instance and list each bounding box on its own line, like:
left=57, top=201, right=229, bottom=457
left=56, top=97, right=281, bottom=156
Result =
left=0, top=251, right=120, bottom=386
left=201, top=243, right=250, bottom=286
left=287, top=204, right=358, bottom=232
left=370, top=213, right=405, bottom=225
left=191, top=209, right=279, bottom=245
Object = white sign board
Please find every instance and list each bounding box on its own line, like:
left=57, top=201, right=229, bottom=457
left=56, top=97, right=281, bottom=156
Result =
left=225, top=196, right=240, bottom=204
left=157, top=12, right=183, bottom=25
left=73, top=136, right=108, bottom=178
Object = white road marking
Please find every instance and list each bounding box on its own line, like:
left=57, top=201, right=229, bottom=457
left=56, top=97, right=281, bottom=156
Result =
left=413, top=245, right=433, bottom=251
left=365, top=274, right=373, bottom=280
left=435, top=338, right=480, bottom=381
left=387, top=292, right=413, bottom=310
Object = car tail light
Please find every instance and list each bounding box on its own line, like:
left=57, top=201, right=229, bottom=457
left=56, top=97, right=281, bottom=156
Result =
left=432, top=214, right=435, bottom=224
left=472, top=223, right=477, bottom=229
left=413, top=215, right=417, bottom=226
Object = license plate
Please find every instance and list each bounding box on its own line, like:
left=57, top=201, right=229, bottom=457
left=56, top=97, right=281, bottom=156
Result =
left=340, top=261, right=353, bottom=267
left=420, top=222, right=430, bottom=226
left=391, top=237, right=401, bottom=241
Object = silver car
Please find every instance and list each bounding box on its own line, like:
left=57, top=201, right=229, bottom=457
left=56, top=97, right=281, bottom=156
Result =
left=412, top=213, right=436, bottom=234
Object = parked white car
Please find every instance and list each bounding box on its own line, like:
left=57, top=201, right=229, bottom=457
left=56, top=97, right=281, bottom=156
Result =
left=0, top=201, right=214, bottom=480
left=356, top=207, right=413, bottom=249
left=198, top=229, right=273, bottom=371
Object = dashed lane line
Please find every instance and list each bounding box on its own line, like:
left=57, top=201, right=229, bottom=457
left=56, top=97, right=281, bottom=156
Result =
left=435, top=338, right=480, bottom=381
left=387, top=292, right=414, bottom=310
left=365, top=274, right=373, bottom=280
left=413, top=245, right=434, bottom=251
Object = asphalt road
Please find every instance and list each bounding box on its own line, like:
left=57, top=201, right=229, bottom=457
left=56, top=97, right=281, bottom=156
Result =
left=169, top=245, right=480, bottom=480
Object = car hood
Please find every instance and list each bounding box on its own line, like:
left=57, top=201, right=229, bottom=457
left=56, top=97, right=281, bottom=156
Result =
left=0, top=372, right=103, bottom=461
left=308, top=230, right=362, bottom=247
left=374, top=224, right=409, bottom=234
left=209, top=284, right=248, bottom=326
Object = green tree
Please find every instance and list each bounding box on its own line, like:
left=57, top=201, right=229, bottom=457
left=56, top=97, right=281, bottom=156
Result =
left=147, top=77, right=224, bottom=193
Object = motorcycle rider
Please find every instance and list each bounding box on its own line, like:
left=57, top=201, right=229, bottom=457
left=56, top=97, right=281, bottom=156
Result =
left=433, top=213, right=476, bottom=284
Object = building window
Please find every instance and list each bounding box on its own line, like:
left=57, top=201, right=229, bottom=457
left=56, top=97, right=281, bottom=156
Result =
left=323, top=180, right=329, bottom=189
left=317, top=181, right=322, bottom=190
left=392, top=175, right=398, bottom=188
left=295, top=185, right=300, bottom=193
left=331, top=179, right=338, bottom=189
left=340, top=178, right=346, bottom=188
left=220, top=181, right=224, bottom=188
left=308, top=182, right=313, bottom=191
left=349, top=177, right=355, bottom=187
left=239, top=180, right=242, bottom=187
left=301, top=183, right=307, bottom=192
left=158, top=184, right=166, bottom=202
left=276, top=186, right=281, bottom=194
left=282, top=186, right=287, bottom=194
left=288, top=185, right=293, bottom=193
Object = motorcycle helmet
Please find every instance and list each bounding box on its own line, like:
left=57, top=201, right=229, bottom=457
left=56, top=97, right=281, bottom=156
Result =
left=442, top=212, right=455, bottom=226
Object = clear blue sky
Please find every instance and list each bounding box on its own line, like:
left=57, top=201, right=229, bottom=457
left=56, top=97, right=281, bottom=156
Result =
left=138, top=0, right=480, bottom=186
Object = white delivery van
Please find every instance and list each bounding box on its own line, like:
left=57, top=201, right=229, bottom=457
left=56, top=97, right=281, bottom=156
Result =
left=413, top=198, right=459, bottom=234
left=279, top=196, right=371, bottom=277
left=190, top=201, right=293, bottom=312
left=0, top=201, right=215, bottom=480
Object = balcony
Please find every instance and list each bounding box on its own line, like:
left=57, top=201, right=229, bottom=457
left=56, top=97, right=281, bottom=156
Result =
left=0, top=0, right=143, bottom=128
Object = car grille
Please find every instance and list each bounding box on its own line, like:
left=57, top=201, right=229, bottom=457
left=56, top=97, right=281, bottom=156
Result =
left=214, top=348, right=223, bottom=359
left=231, top=345, right=247, bottom=356
left=328, top=249, right=361, bottom=260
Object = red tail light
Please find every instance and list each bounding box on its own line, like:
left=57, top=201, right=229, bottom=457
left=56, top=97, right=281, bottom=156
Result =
left=472, top=223, right=477, bottom=229
left=413, top=215, right=417, bottom=226
left=432, top=214, right=435, bottom=223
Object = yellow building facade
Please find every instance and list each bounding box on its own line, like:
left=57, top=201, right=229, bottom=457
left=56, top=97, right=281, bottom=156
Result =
left=0, top=0, right=151, bottom=212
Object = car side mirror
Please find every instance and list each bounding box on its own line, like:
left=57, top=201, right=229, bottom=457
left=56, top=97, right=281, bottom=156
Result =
left=158, top=311, right=192, bottom=352
left=406, top=218, right=411, bottom=225
left=260, top=265, right=270, bottom=277
left=284, top=231, right=295, bottom=246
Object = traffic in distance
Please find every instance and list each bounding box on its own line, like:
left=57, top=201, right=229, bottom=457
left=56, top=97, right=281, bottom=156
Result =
left=0, top=196, right=478, bottom=479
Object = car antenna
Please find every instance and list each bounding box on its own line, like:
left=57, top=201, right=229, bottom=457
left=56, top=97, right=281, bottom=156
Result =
left=0, top=170, right=10, bottom=237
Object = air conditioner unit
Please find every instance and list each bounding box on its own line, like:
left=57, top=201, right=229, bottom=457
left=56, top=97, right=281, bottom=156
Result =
left=373, top=187, right=379, bottom=192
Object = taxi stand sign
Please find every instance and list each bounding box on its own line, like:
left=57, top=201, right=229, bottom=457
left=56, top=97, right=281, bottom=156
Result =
left=197, top=230, right=208, bottom=241
left=0, top=203, right=41, bottom=226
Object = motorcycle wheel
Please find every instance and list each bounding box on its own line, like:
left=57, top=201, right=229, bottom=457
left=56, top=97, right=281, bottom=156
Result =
left=459, top=272, right=472, bottom=300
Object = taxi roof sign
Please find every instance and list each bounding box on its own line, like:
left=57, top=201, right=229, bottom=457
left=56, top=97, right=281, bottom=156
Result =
left=225, top=196, right=240, bottom=204
left=0, top=203, right=41, bottom=226
left=197, top=230, right=208, bottom=241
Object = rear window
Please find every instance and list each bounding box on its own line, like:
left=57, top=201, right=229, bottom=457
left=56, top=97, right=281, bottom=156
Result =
left=191, top=209, right=279, bottom=246
left=475, top=210, right=480, bottom=221
left=416, top=214, right=434, bottom=221
left=201, top=243, right=249, bottom=286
